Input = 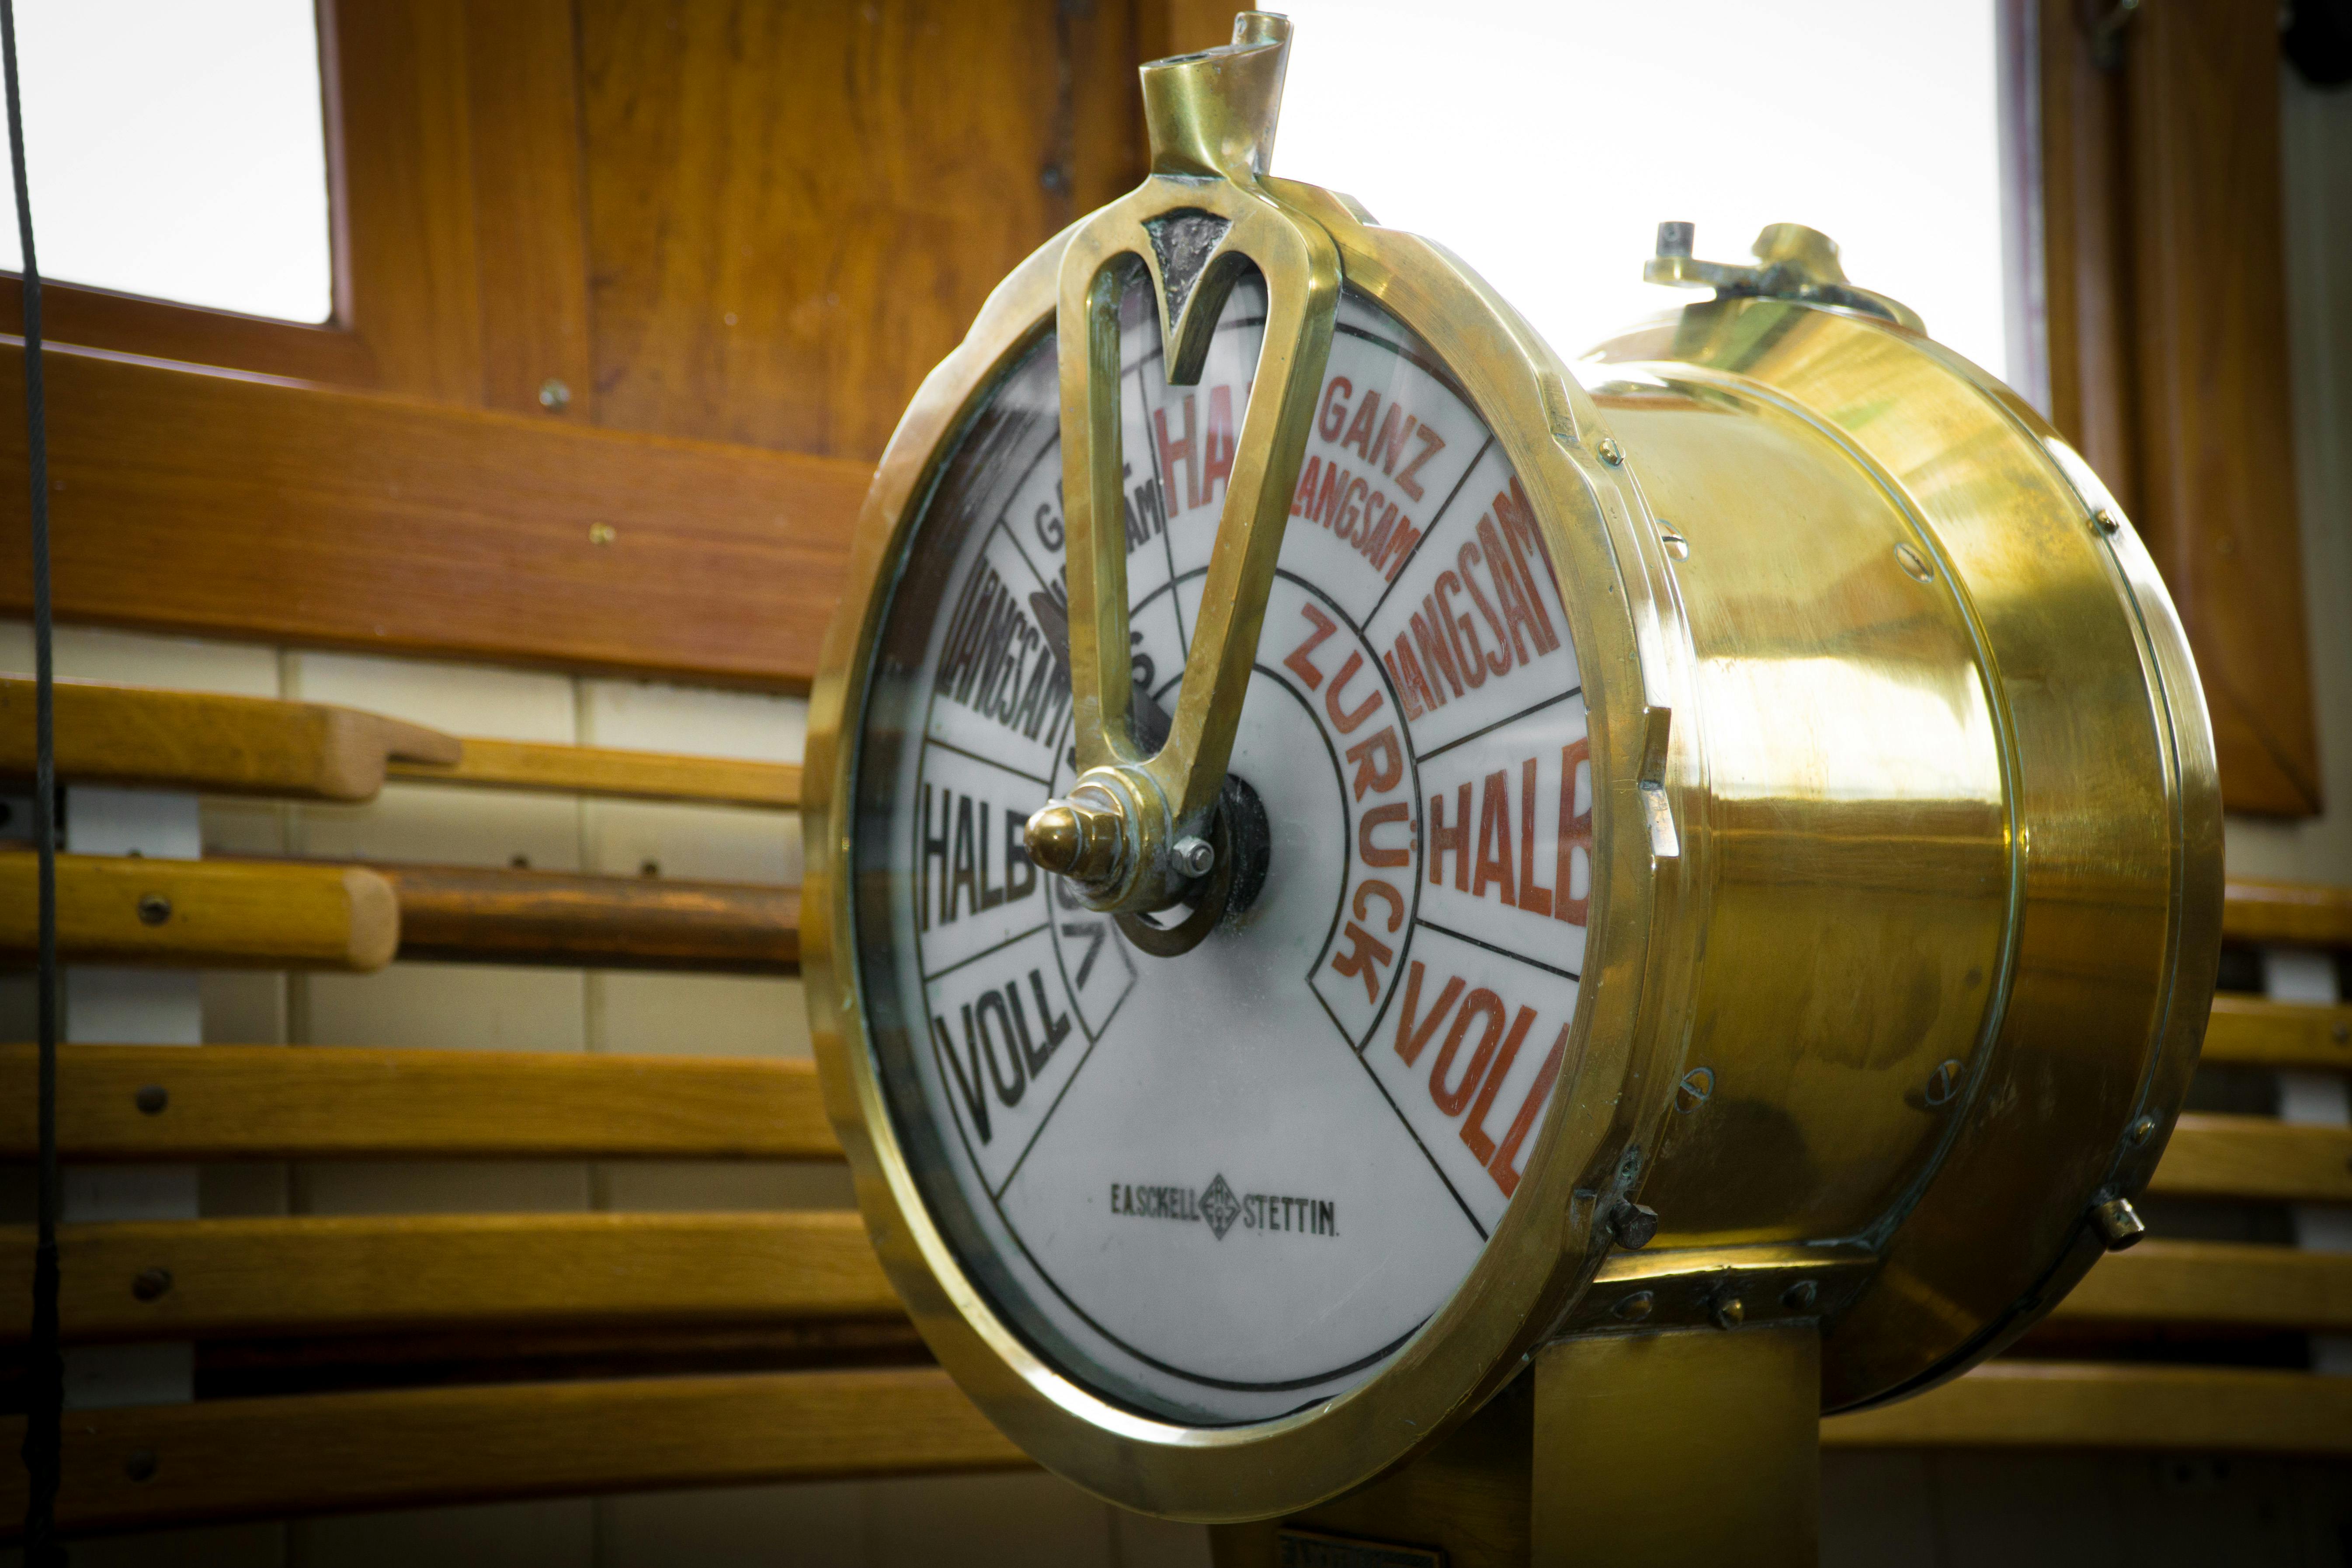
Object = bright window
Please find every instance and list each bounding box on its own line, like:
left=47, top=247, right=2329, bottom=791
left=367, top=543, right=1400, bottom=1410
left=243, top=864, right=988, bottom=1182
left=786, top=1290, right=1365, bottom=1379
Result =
left=0, top=0, right=332, bottom=323
left=1275, top=0, right=2008, bottom=385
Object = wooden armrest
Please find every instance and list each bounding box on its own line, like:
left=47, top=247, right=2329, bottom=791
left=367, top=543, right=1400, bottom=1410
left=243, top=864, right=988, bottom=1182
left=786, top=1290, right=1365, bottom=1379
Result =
left=2202, top=994, right=2352, bottom=1071
left=2223, top=876, right=2352, bottom=949
left=388, top=737, right=799, bottom=809
left=2057, top=1239, right=2352, bottom=1332
left=2147, top=1113, right=2352, bottom=1203
left=0, top=1044, right=840, bottom=1161
left=0, top=853, right=396, bottom=970
left=0, top=1211, right=895, bottom=1344
left=1823, top=1362, right=2352, bottom=1455
left=0, top=1367, right=1021, bottom=1539
left=0, top=675, right=458, bottom=801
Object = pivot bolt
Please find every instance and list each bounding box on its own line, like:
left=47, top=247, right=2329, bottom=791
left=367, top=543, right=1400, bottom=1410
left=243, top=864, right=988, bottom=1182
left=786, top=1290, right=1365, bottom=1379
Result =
left=1171, top=836, right=1215, bottom=878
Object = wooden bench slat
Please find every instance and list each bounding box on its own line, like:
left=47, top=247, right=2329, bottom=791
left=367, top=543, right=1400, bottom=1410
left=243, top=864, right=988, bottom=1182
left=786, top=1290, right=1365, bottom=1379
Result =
left=378, top=862, right=798, bottom=972
left=1822, top=1361, right=2352, bottom=1455
left=2223, top=876, right=2352, bottom=949
left=0, top=1044, right=841, bottom=1161
left=2202, top=994, right=2352, bottom=1071
left=2057, top=1239, right=2352, bottom=1331
left=0, top=855, right=796, bottom=973
left=2147, top=1113, right=2352, bottom=1203
left=5, top=1359, right=2343, bottom=1539
left=0, top=854, right=398, bottom=971
left=0, top=1212, right=895, bottom=1343
left=0, top=1367, right=1022, bottom=1539
left=0, top=676, right=799, bottom=808
left=388, top=737, right=799, bottom=809
left=0, top=676, right=459, bottom=801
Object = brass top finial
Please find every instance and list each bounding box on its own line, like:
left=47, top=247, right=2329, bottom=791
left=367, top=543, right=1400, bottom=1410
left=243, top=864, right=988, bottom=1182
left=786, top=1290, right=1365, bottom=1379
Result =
left=1140, top=11, right=1292, bottom=182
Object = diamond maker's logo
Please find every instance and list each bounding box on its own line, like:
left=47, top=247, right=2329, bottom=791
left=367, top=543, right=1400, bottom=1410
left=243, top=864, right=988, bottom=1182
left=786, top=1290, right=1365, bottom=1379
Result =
left=1200, top=1174, right=1242, bottom=1240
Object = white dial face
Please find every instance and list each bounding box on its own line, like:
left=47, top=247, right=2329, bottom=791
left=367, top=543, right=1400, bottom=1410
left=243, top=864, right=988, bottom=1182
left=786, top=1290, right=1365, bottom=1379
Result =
left=853, top=274, right=1590, bottom=1425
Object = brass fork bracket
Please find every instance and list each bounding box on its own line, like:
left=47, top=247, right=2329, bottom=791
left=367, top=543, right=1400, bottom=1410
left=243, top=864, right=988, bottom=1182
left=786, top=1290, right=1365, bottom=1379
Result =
left=1644, top=219, right=1925, bottom=332
left=1023, top=13, right=1339, bottom=953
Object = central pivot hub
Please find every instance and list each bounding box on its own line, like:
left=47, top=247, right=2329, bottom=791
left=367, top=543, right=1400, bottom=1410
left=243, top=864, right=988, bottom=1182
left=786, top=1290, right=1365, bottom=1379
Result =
left=1024, top=768, right=1268, bottom=958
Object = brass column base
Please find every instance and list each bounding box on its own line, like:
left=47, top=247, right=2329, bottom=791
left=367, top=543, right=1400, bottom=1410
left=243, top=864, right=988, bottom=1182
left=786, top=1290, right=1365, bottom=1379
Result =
left=1209, top=1323, right=1819, bottom=1568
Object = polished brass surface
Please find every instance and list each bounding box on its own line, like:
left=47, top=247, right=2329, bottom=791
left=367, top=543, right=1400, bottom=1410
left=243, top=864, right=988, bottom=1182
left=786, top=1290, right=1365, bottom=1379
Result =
left=1533, top=1326, right=1820, bottom=1567
left=804, top=6, right=2217, bottom=1528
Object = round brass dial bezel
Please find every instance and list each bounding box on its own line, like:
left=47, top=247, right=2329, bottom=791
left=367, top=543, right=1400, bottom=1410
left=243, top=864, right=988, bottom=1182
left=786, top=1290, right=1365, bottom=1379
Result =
left=800, top=192, right=1682, bottom=1519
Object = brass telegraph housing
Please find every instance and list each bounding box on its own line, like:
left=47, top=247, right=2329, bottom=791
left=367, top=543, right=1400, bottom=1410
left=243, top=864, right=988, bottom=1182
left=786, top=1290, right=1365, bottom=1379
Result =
left=802, top=10, right=2219, bottom=1531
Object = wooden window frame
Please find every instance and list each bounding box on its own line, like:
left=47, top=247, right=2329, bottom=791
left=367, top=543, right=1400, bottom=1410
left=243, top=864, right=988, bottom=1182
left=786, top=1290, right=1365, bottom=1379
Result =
left=2007, top=0, right=2321, bottom=817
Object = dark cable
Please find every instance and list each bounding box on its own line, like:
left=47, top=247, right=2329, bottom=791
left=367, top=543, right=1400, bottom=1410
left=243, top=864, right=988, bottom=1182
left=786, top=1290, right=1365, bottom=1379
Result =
left=2, top=0, right=63, bottom=1558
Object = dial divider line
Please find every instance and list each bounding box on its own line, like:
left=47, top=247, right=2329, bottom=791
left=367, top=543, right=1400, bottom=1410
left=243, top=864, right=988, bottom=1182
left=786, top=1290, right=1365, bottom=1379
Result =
left=1365, top=433, right=1497, bottom=628
left=1416, top=685, right=1585, bottom=765
left=919, top=920, right=1055, bottom=986
left=1413, top=916, right=1583, bottom=984
left=921, top=734, right=1053, bottom=789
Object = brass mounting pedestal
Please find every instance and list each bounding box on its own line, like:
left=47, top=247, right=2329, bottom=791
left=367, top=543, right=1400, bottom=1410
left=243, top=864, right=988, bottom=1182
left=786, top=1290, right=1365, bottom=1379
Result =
left=1209, top=1324, right=1820, bottom=1568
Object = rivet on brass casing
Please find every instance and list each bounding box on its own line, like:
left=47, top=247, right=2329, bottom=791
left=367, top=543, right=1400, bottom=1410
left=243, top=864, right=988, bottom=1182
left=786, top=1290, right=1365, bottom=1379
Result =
left=124, top=1450, right=158, bottom=1482
left=1894, top=542, right=1935, bottom=581
left=2092, top=1196, right=2147, bottom=1251
left=1780, top=1279, right=1817, bottom=1312
left=1657, top=524, right=1690, bottom=560
left=1597, top=436, right=1624, bottom=466
left=136, top=893, right=171, bottom=926
left=1674, top=1067, right=1714, bottom=1114
left=1709, top=1290, right=1745, bottom=1330
left=1608, top=1199, right=1659, bottom=1250
left=134, top=1084, right=169, bottom=1116
left=1615, top=1290, right=1654, bottom=1322
left=132, top=1267, right=173, bottom=1302
left=2091, top=508, right=2119, bottom=534
left=2127, top=1114, right=2157, bottom=1147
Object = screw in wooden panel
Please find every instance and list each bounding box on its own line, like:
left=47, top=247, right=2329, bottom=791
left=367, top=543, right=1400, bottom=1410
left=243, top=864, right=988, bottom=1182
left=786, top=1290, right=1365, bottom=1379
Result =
left=588, top=523, right=617, bottom=546
left=2091, top=508, right=2119, bottom=535
left=132, top=1267, right=174, bottom=1302
left=136, top=893, right=172, bottom=926
left=1596, top=436, right=1624, bottom=466
left=134, top=1084, right=169, bottom=1116
left=1674, top=1066, right=1715, bottom=1114
left=123, top=1450, right=158, bottom=1483
left=538, top=378, right=571, bottom=412
left=1894, top=542, right=1935, bottom=582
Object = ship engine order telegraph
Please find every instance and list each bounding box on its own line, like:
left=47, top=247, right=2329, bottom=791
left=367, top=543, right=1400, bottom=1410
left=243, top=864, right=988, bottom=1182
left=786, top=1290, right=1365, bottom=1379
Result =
left=802, top=14, right=2220, bottom=1563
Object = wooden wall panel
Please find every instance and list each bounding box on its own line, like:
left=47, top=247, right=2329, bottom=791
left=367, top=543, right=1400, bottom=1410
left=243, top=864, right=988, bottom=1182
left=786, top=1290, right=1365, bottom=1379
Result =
left=0, top=341, right=865, bottom=687
left=575, top=0, right=1143, bottom=460
left=2032, top=0, right=2321, bottom=817
left=2122, top=0, right=2319, bottom=816
left=330, top=0, right=486, bottom=404
left=463, top=0, right=597, bottom=421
